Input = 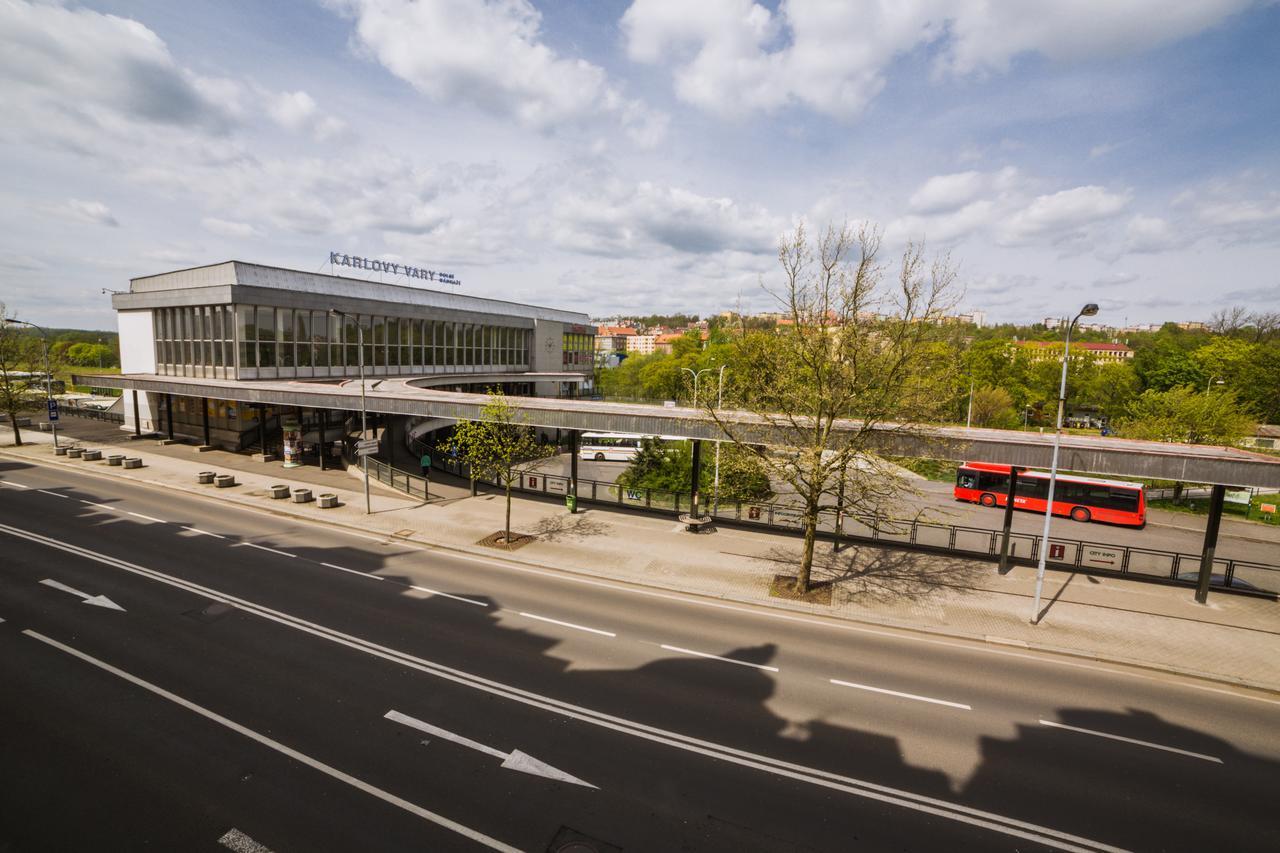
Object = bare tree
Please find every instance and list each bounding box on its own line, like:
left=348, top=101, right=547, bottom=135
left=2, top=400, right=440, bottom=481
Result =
left=1247, top=310, right=1280, bottom=342
left=1208, top=305, right=1250, bottom=335
left=710, top=223, right=962, bottom=594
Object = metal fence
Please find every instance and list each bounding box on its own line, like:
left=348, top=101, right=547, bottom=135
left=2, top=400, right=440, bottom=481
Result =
left=408, top=439, right=1278, bottom=596
left=365, top=455, right=431, bottom=501
left=60, top=405, right=124, bottom=424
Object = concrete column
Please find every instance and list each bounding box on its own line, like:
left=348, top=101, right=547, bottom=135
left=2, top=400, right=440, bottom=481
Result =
left=257, top=405, right=267, bottom=460
left=318, top=409, right=327, bottom=471
left=132, top=389, right=141, bottom=437
left=201, top=397, right=211, bottom=447
left=690, top=439, right=703, bottom=518
left=998, top=468, right=1020, bottom=573
left=1194, top=484, right=1227, bottom=604
left=568, top=430, right=579, bottom=513
left=165, top=394, right=174, bottom=440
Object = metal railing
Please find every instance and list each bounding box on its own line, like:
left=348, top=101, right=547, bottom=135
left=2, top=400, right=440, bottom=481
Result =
left=366, top=455, right=430, bottom=501
left=61, top=404, right=125, bottom=424
left=409, top=440, right=1278, bottom=595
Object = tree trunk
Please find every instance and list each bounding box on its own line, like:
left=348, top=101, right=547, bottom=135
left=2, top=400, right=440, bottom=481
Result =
left=7, top=412, right=21, bottom=447
left=795, top=505, right=818, bottom=594
left=1173, top=481, right=1184, bottom=504
left=504, top=479, right=512, bottom=543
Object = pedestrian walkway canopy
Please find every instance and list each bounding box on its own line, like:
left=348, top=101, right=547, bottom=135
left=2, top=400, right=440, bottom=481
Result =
left=78, top=372, right=1280, bottom=488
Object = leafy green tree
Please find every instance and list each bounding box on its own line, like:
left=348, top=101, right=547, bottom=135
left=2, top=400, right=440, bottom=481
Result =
left=712, top=222, right=961, bottom=594
left=616, top=438, right=772, bottom=502
left=1080, top=361, right=1140, bottom=422
left=0, top=310, right=48, bottom=447
left=441, top=389, right=556, bottom=545
left=969, top=386, right=1018, bottom=428
left=1117, top=386, right=1256, bottom=445
left=1191, top=336, right=1255, bottom=390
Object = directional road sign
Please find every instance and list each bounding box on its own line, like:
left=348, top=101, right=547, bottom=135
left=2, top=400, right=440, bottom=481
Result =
left=356, top=438, right=379, bottom=452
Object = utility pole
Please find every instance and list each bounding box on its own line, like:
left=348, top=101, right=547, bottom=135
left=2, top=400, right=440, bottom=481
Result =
left=712, top=364, right=727, bottom=515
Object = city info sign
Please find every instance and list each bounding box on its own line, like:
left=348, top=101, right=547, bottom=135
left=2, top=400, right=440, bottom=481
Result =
left=329, top=251, right=461, bottom=286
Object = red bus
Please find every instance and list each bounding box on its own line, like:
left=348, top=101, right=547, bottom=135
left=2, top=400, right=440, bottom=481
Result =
left=954, top=462, right=1146, bottom=528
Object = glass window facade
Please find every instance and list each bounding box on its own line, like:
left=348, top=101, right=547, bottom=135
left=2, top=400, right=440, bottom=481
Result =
left=159, top=304, right=534, bottom=379
left=562, top=331, right=594, bottom=370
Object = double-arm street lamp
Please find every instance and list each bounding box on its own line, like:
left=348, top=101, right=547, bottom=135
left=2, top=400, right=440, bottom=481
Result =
left=1031, top=302, right=1099, bottom=624
left=711, top=364, right=728, bottom=514
left=329, top=309, right=370, bottom=514
left=680, top=366, right=713, bottom=407
left=2, top=318, right=59, bottom=449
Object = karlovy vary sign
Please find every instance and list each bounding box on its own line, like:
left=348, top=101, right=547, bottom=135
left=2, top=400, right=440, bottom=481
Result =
left=329, top=251, right=460, bottom=286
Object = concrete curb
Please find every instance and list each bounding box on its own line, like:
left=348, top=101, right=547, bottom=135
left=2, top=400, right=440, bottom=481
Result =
left=4, top=445, right=1279, bottom=697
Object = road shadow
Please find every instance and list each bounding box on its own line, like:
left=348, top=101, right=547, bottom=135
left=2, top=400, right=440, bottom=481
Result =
left=3, top=468, right=1279, bottom=853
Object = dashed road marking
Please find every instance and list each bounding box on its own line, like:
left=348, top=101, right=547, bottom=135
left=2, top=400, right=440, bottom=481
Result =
left=409, top=585, right=488, bottom=607
left=517, top=612, right=616, bottom=637
left=181, top=526, right=225, bottom=539
left=127, top=511, right=167, bottom=524
left=80, top=500, right=117, bottom=511
left=232, top=542, right=297, bottom=559
left=660, top=644, right=779, bottom=672
left=321, top=561, right=385, bottom=581
left=36, top=489, right=69, bottom=499
left=830, top=679, right=972, bottom=710
left=1038, top=719, right=1223, bottom=764
left=0, top=480, right=30, bottom=488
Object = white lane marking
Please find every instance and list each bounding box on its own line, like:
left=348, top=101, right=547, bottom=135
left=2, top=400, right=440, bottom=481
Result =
left=1, top=480, right=30, bottom=488
left=80, top=500, right=118, bottom=511
left=0, top=525, right=1126, bottom=853
left=218, top=828, right=273, bottom=853
left=322, top=562, right=386, bottom=581
left=385, top=710, right=597, bottom=788
left=127, top=511, right=167, bottom=524
left=36, top=489, right=69, bottom=499
left=22, top=631, right=519, bottom=852
left=660, top=644, right=779, bottom=672
left=517, top=612, right=616, bottom=637
left=1038, top=719, right=1223, bottom=764
left=38, top=578, right=125, bottom=611
left=232, top=542, right=297, bottom=558
left=409, top=585, right=488, bottom=607
left=182, top=526, right=225, bottom=539
left=830, top=679, right=972, bottom=711
left=8, top=456, right=1279, bottom=711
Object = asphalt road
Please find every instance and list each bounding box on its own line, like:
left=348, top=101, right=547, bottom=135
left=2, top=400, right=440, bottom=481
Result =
left=2, top=456, right=1279, bottom=852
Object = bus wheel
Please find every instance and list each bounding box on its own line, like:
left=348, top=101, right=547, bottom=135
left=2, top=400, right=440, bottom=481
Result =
left=1070, top=507, right=1091, bottom=523
left=594, top=453, right=605, bottom=461
left=980, top=493, right=997, bottom=507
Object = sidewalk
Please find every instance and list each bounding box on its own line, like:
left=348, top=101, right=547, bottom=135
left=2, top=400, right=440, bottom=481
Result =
left=5, top=426, right=1279, bottom=693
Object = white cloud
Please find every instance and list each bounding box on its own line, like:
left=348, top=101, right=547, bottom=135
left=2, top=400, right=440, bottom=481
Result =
left=59, top=199, right=120, bottom=227
left=908, top=171, right=986, bottom=214
left=329, top=0, right=665, bottom=144
left=265, top=90, right=347, bottom=140
left=1000, top=185, right=1131, bottom=246
left=621, top=0, right=1258, bottom=119
left=1122, top=215, right=1180, bottom=254
left=201, top=217, right=259, bottom=239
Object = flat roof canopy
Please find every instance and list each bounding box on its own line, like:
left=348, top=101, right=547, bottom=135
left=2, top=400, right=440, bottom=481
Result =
left=78, top=372, right=1280, bottom=488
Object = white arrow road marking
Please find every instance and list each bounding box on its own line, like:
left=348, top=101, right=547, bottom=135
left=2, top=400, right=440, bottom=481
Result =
left=218, top=828, right=273, bottom=853
left=385, top=709, right=597, bottom=789
left=39, top=578, right=125, bottom=611
left=21, top=631, right=518, bottom=853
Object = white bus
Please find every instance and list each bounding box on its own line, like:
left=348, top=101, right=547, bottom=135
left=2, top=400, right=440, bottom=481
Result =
left=578, top=432, right=689, bottom=461
left=579, top=432, right=644, bottom=461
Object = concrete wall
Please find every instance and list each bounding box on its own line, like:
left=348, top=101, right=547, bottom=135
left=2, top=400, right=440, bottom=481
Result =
left=118, top=310, right=158, bottom=432
left=530, top=319, right=564, bottom=397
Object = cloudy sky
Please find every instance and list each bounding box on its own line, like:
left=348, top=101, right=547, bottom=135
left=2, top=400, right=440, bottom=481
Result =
left=2, top=0, right=1279, bottom=330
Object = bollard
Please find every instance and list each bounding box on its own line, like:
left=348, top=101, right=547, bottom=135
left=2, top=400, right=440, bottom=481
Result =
left=291, top=488, right=313, bottom=503
left=196, top=471, right=216, bottom=485
left=122, top=457, right=143, bottom=469
left=269, top=484, right=291, bottom=500
left=107, top=455, right=124, bottom=466
left=82, top=449, right=103, bottom=461
left=67, top=447, right=84, bottom=458
left=55, top=446, right=68, bottom=456
left=317, top=493, right=339, bottom=508
left=214, top=474, right=237, bottom=488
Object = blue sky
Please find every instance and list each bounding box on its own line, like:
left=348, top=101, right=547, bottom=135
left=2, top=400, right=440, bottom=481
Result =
left=2, top=0, right=1279, bottom=330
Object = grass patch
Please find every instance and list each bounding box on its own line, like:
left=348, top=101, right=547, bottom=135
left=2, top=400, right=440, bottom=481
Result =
left=889, top=456, right=957, bottom=482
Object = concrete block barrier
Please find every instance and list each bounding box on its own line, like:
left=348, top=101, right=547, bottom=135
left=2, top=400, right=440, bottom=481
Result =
left=107, top=455, right=124, bottom=466
left=196, top=471, right=216, bottom=484
left=291, top=488, right=313, bottom=503
left=214, top=474, right=237, bottom=488
left=268, top=484, right=291, bottom=499
left=54, top=446, right=68, bottom=456
left=122, top=457, right=143, bottom=469
left=317, top=493, right=339, bottom=508
left=81, top=449, right=103, bottom=461
left=67, top=447, right=84, bottom=458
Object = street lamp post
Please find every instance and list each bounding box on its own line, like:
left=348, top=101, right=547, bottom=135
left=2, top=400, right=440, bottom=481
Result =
left=966, top=379, right=975, bottom=429
left=711, top=364, right=727, bottom=515
left=330, top=309, right=370, bottom=514
left=1205, top=377, right=1224, bottom=393
left=1031, top=302, right=1099, bottom=624
left=680, top=366, right=712, bottom=407
left=3, top=318, right=58, bottom=449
